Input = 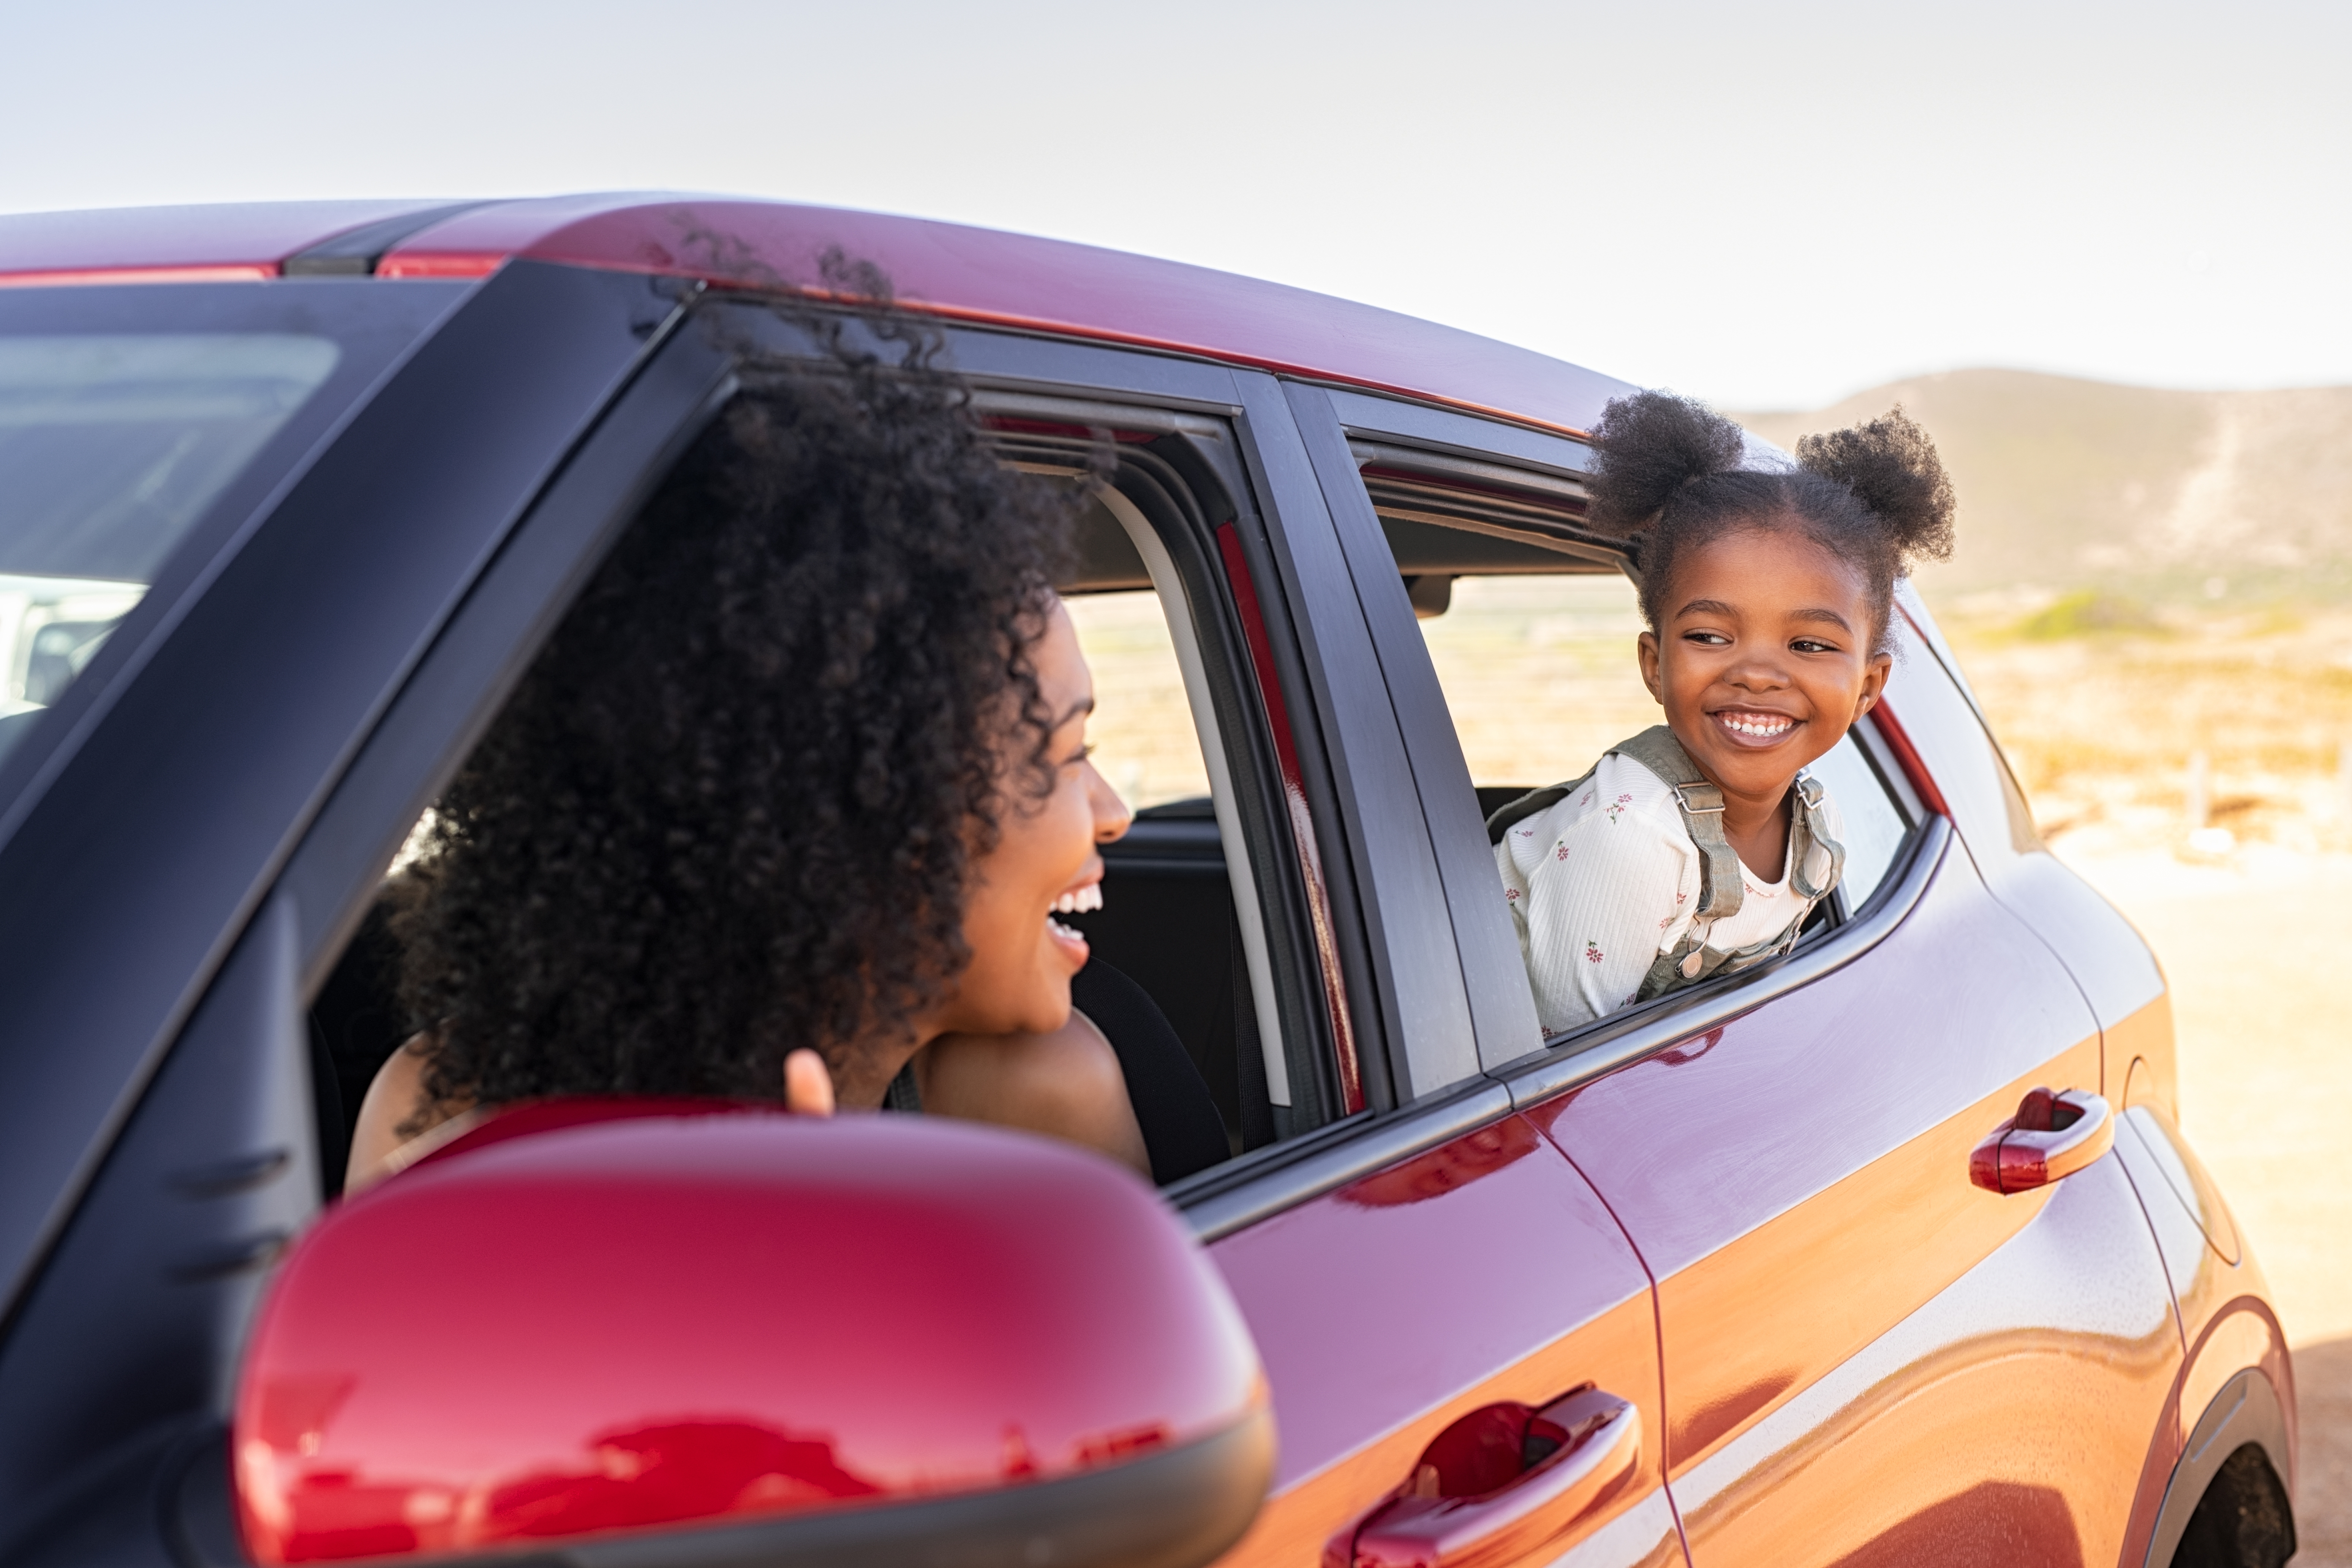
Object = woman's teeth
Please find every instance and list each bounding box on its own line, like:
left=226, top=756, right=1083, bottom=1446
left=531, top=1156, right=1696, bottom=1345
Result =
left=1052, top=884, right=1104, bottom=916
left=1048, top=916, right=1081, bottom=941
left=1720, top=712, right=1794, bottom=738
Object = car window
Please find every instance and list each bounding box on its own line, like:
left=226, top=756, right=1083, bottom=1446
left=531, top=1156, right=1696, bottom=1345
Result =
left=1064, top=589, right=1210, bottom=809
left=1357, top=445, right=1927, bottom=1050
left=310, top=389, right=1340, bottom=1199
left=1800, top=730, right=1911, bottom=913
left=0, top=332, right=341, bottom=765
left=1411, top=568, right=1654, bottom=801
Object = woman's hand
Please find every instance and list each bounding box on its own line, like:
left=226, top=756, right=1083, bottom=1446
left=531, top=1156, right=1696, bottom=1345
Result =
left=784, top=1048, right=837, bottom=1116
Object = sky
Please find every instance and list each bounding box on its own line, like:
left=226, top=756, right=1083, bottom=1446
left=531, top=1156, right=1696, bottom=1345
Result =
left=2, top=0, right=2345, bottom=410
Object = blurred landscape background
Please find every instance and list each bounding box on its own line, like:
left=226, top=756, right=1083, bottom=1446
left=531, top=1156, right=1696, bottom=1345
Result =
left=1740, top=370, right=2352, bottom=860
left=1741, top=379, right=2352, bottom=1563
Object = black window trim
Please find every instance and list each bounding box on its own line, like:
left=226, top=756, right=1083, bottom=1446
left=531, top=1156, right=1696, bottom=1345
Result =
left=940, top=337, right=1488, bottom=1119
left=0, top=262, right=703, bottom=1538
left=1157, top=383, right=1960, bottom=1233
left=967, top=399, right=1348, bottom=1141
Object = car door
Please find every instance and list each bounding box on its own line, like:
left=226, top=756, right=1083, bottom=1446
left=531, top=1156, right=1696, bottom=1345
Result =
left=1526, top=693, right=2183, bottom=1568
left=1288, top=383, right=2187, bottom=1568
left=943, top=346, right=1685, bottom=1568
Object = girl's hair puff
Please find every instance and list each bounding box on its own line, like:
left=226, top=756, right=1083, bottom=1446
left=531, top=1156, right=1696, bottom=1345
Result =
left=1585, top=390, right=1955, bottom=656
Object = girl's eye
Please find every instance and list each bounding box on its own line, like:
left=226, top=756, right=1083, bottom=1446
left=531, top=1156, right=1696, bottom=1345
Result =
left=1790, top=638, right=1838, bottom=654
left=1684, top=630, right=1731, bottom=646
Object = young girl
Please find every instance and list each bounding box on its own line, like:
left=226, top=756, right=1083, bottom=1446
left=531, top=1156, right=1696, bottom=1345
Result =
left=1492, top=390, right=1955, bottom=1035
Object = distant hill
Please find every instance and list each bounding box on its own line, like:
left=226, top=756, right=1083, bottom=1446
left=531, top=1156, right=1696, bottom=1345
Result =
left=1732, top=370, right=2352, bottom=594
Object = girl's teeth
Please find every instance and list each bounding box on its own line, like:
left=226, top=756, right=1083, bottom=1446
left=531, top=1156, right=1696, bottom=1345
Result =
left=1048, top=916, right=1081, bottom=940
left=1724, top=713, right=1792, bottom=737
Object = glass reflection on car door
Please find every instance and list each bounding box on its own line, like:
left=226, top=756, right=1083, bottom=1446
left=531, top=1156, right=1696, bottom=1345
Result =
left=1209, top=1111, right=1685, bottom=1568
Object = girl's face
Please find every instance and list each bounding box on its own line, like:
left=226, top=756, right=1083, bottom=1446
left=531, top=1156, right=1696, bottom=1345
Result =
left=1636, top=524, right=1892, bottom=805
left=934, top=597, right=1130, bottom=1040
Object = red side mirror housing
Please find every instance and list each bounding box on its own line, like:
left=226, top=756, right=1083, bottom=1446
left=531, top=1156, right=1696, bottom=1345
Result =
left=232, top=1102, right=1272, bottom=1567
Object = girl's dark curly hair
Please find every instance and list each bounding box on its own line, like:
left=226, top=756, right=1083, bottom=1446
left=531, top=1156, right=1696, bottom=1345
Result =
left=1585, top=390, right=1955, bottom=654
left=391, top=309, right=1074, bottom=1121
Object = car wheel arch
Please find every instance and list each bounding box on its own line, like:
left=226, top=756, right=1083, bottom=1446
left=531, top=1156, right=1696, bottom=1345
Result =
left=2143, top=1364, right=2296, bottom=1568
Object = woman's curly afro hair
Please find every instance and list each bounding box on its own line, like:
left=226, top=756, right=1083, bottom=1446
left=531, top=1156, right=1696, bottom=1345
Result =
left=1584, top=390, right=1956, bottom=654
left=392, top=304, right=1075, bottom=1120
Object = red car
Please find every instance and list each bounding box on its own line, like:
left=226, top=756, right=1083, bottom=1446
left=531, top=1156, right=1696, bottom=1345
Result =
left=0, top=196, right=2292, bottom=1568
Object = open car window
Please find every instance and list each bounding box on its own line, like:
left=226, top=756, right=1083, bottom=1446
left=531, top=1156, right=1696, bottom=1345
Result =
left=991, top=412, right=1348, bottom=1160
left=1353, top=438, right=1923, bottom=1047
left=309, top=373, right=1352, bottom=1200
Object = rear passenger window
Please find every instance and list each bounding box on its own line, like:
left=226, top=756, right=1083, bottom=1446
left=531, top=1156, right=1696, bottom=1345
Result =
left=1355, top=439, right=1924, bottom=1041
left=1801, top=733, right=1911, bottom=914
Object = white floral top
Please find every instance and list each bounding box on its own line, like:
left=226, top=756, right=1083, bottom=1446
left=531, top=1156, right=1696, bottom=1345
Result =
left=1493, top=751, right=1845, bottom=1035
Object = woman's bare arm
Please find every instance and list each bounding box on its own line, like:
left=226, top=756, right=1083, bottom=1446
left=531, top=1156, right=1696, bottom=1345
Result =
left=917, top=1011, right=1149, bottom=1177
left=345, top=1036, right=476, bottom=1194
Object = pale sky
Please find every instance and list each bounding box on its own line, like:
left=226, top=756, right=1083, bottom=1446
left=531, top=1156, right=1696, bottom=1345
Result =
left=3, top=0, right=2344, bottom=409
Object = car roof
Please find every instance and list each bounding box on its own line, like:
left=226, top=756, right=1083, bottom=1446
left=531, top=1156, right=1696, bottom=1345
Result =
left=0, top=194, right=1632, bottom=437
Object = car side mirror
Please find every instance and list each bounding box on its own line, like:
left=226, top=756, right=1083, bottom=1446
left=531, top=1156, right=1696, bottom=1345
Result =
left=225, top=1100, right=1272, bottom=1567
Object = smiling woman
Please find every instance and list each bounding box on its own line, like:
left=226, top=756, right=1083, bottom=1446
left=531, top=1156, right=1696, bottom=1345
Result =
left=339, top=313, right=1170, bottom=1187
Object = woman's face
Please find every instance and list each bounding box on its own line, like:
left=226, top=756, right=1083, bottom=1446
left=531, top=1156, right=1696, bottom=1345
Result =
left=934, top=597, right=1130, bottom=1040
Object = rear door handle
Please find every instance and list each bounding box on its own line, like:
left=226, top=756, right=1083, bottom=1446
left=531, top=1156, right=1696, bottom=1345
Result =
left=1341, top=1387, right=1640, bottom=1568
left=1970, top=1087, right=2113, bottom=1194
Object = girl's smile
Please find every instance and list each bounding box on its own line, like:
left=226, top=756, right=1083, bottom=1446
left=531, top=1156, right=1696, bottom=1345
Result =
left=1710, top=707, right=1801, bottom=746
left=1638, top=524, right=1890, bottom=873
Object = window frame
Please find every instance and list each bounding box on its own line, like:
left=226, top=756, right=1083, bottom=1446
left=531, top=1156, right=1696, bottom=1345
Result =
left=1295, top=383, right=1952, bottom=1111
left=968, top=394, right=1347, bottom=1144
left=937, top=339, right=1520, bottom=1223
